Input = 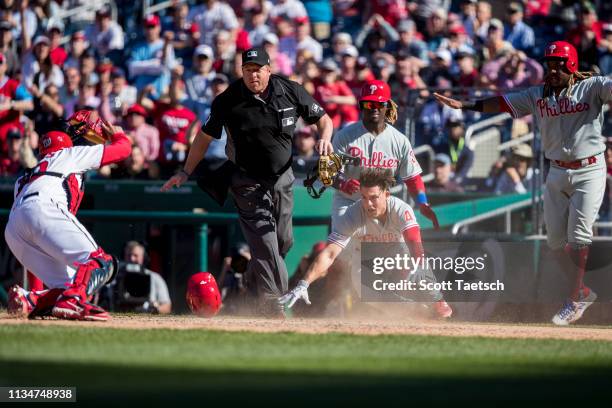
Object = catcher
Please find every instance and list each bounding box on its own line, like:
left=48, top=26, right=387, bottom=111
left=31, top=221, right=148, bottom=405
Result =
left=280, top=168, right=452, bottom=318
left=5, top=110, right=131, bottom=321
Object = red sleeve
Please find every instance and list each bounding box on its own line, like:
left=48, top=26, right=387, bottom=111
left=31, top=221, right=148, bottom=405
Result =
left=404, top=174, right=425, bottom=196
left=402, top=226, right=424, bottom=259
left=100, top=132, right=131, bottom=166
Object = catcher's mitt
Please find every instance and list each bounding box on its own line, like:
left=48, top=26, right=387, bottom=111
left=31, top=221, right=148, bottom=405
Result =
left=65, top=110, right=107, bottom=145
left=304, top=152, right=359, bottom=199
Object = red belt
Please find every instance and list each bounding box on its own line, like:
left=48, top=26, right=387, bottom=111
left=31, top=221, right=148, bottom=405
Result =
left=553, top=156, right=597, bottom=169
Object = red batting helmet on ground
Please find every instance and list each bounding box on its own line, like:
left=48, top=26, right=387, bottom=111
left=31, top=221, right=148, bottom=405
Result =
left=360, top=80, right=391, bottom=103
left=543, top=41, right=578, bottom=73
left=186, top=272, right=222, bottom=317
left=40, top=131, right=73, bottom=156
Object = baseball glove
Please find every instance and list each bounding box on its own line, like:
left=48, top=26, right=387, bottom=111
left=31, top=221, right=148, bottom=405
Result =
left=304, top=152, right=360, bottom=199
left=65, top=110, right=107, bottom=145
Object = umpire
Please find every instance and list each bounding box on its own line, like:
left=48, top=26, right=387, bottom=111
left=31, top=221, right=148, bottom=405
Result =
left=162, top=47, right=333, bottom=317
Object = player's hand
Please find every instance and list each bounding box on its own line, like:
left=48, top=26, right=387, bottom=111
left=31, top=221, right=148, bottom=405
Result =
left=278, top=280, right=311, bottom=309
left=100, top=120, right=118, bottom=139
left=315, top=139, right=333, bottom=156
left=161, top=171, right=188, bottom=192
left=339, top=178, right=360, bottom=195
left=433, top=92, right=463, bottom=110
left=419, top=203, right=440, bottom=229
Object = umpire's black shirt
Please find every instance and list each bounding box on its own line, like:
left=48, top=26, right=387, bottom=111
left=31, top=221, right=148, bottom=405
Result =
left=202, top=74, right=325, bottom=177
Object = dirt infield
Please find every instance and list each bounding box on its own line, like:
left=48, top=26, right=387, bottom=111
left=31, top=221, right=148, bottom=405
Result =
left=1, top=312, right=611, bottom=341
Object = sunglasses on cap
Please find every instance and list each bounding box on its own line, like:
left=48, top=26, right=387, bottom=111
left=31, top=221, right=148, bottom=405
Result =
left=360, top=101, right=388, bottom=110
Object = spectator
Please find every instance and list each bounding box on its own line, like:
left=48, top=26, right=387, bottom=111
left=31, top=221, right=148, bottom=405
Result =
left=0, top=21, right=17, bottom=77
left=292, top=125, right=319, bottom=181
left=481, top=50, right=543, bottom=90
left=46, top=22, right=66, bottom=67
left=341, top=45, right=375, bottom=98
left=32, top=0, right=62, bottom=30
left=330, top=32, right=353, bottom=59
left=445, top=117, right=474, bottom=183
left=302, top=0, right=332, bottom=41
left=165, top=2, right=200, bottom=69
left=440, top=24, right=475, bottom=59
left=73, top=75, right=100, bottom=112
left=276, top=14, right=297, bottom=65
left=600, top=23, right=612, bottom=75
left=59, top=66, right=79, bottom=117
left=128, top=14, right=176, bottom=99
left=110, top=144, right=157, bottom=180
left=388, top=54, right=426, bottom=109
left=426, top=153, right=464, bottom=193
left=269, top=0, right=307, bottom=20
left=0, top=53, right=33, bottom=154
left=139, top=66, right=197, bottom=176
left=122, top=241, right=172, bottom=314
left=424, top=7, right=448, bottom=52
left=262, top=33, right=292, bottom=76
left=123, top=103, right=160, bottom=163
left=22, top=35, right=63, bottom=90
left=408, top=0, right=447, bottom=33
left=458, top=0, right=477, bottom=38
left=200, top=73, right=229, bottom=168
left=212, top=29, right=238, bottom=80
left=184, top=44, right=216, bottom=119
left=188, top=0, right=239, bottom=47
left=0, top=126, right=23, bottom=176
left=63, top=30, right=86, bottom=70
left=27, top=82, right=63, bottom=136
left=295, top=15, right=322, bottom=62
left=84, top=6, right=124, bottom=61
left=474, top=0, right=492, bottom=43
left=494, top=144, right=536, bottom=195
left=366, top=0, right=407, bottom=27
left=566, top=2, right=603, bottom=71
left=455, top=51, right=478, bottom=89
left=294, top=57, right=319, bottom=94
left=106, top=67, right=137, bottom=120
left=387, top=19, right=428, bottom=62
left=313, top=58, right=358, bottom=129
left=417, top=86, right=463, bottom=149
left=481, top=18, right=514, bottom=62
left=10, top=0, right=37, bottom=43
left=245, top=4, right=271, bottom=47
left=355, top=13, right=399, bottom=53
left=503, top=2, right=535, bottom=54
left=422, top=49, right=453, bottom=87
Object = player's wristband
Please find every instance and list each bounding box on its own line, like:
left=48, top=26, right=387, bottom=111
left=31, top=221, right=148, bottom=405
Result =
left=463, top=100, right=484, bottom=112
left=416, top=192, right=428, bottom=205
left=179, top=169, right=191, bottom=178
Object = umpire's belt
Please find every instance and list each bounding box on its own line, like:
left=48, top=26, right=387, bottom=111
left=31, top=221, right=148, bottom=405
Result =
left=553, top=156, right=597, bottom=170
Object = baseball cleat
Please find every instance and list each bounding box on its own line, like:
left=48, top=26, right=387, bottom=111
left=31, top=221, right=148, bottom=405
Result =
left=434, top=300, right=453, bottom=319
left=52, top=295, right=110, bottom=322
left=7, top=285, right=36, bottom=317
left=552, top=290, right=597, bottom=326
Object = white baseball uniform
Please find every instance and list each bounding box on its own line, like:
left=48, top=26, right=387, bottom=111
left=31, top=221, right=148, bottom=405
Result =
left=503, top=76, right=612, bottom=248
left=4, top=145, right=106, bottom=289
left=328, top=196, right=441, bottom=300
left=331, top=121, right=422, bottom=267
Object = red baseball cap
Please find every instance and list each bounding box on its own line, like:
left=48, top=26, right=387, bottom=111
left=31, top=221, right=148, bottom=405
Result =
left=295, top=16, right=309, bottom=25
left=360, top=80, right=391, bottom=103
left=144, top=14, right=160, bottom=27
left=127, top=104, right=147, bottom=116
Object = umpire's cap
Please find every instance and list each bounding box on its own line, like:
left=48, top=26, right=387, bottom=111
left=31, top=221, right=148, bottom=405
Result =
left=242, top=47, right=270, bottom=67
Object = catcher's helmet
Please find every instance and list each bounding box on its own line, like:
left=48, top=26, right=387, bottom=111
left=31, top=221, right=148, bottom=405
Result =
left=186, top=272, right=221, bottom=317
left=360, top=80, right=391, bottom=103
left=40, top=131, right=73, bottom=156
left=543, top=41, right=578, bottom=73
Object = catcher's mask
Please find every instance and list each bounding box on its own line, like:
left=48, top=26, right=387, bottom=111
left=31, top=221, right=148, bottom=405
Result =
left=304, top=152, right=360, bottom=199
left=64, top=109, right=106, bottom=146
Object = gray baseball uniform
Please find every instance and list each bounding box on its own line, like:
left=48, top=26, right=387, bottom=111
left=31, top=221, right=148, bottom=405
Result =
left=328, top=196, right=441, bottom=301
left=503, top=76, right=612, bottom=248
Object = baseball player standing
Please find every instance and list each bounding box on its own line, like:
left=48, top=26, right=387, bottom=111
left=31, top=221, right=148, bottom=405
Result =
left=279, top=168, right=452, bottom=317
left=434, top=41, right=612, bottom=325
left=326, top=79, right=447, bottom=316
left=5, top=118, right=131, bottom=321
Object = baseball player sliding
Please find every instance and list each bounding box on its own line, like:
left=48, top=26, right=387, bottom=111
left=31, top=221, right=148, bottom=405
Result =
left=434, top=41, right=612, bottom=325
left=322, top=79, right=446, bottom=316
left=5, top=112, right=131, bottom=321
left=279, top=168, right=452, bottom=317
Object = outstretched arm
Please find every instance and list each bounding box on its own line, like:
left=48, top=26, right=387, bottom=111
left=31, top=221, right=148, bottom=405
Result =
left=433, top=93, right=510, bottom=114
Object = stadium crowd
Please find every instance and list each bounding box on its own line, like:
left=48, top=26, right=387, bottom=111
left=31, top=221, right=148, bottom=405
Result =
left=0, top=0, right=610, bottom=194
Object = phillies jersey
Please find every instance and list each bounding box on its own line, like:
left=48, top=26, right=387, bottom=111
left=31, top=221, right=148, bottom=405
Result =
left=503, top=76, right=612, bottom=161
left=332, top=121, right=422, bottom=201
left=13, top=145, right=104, bottom=214
left=328, top=196, right=418, bottom=251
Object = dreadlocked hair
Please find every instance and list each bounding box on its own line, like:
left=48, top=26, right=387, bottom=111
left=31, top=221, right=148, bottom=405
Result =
left=385, top=99, right=398, bottom=124
left=543, top=71, right=595, bottom=98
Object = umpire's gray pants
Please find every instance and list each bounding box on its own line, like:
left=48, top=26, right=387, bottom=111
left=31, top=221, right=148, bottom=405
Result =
left=230, top=168, right=294, bottom=305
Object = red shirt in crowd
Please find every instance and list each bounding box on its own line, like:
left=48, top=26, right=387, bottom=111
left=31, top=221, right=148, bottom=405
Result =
left=152, top=101, right=197, bottom=159
left=313, top=79, right=359, bottom=129
left=50, top=46, right=68, bottom=67
left=0, top=77, right=22, bottom=154
left=346, top=71, right=376, bottom=99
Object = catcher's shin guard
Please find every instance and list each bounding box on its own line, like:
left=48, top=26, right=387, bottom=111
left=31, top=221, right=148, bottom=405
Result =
left=65, top=248, right=117, bottom=300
